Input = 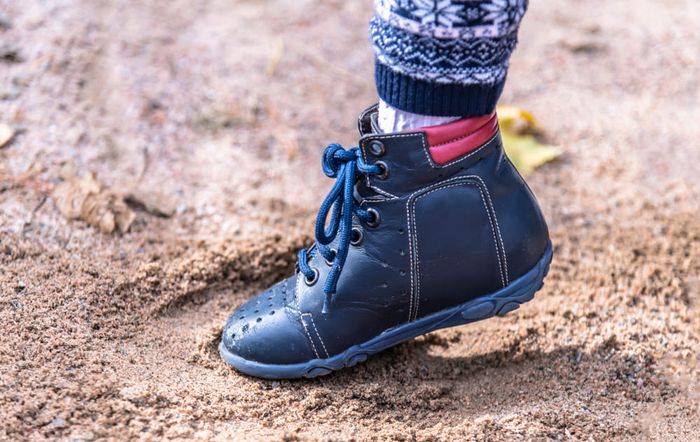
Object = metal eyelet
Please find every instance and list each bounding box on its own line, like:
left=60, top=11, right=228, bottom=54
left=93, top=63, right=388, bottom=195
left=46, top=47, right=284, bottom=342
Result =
left=304, top=268, right=319, bottom=286
left=375, top=161, right=389, bottom=180
left=324, top=249, right=337, bottom=266
left=369, top=140, right=385, bottom=156
left=350, top=227, right=363, bottom=246
left=366, top=208, right=381, bottom=228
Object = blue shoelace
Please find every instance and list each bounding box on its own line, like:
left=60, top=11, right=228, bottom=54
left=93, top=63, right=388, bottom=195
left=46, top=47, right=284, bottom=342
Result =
left=297, top=143, right=383, bottom=313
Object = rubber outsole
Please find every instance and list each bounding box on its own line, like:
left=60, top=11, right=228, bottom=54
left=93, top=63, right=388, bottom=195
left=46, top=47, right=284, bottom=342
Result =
left=220, top=243, right=553, bottom=380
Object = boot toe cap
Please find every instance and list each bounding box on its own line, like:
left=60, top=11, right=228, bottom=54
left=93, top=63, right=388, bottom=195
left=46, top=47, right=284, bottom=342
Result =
left=221, top=278, right=318, bottom=366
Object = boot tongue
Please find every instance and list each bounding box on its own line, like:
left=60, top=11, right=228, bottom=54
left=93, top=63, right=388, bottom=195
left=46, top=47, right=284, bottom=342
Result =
left=369, top=112, right=382, bottom=134
left=354, top=104, right=387, bottom=201
left=357, top=104, right=380, bottom=136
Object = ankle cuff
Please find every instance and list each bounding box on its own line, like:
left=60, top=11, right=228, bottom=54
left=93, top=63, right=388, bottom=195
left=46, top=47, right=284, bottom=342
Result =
left=375, top=61, right=505, bottom=118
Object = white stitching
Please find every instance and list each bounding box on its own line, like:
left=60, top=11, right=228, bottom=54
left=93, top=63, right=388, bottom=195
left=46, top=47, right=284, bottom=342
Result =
left=410, top=195, right=419, bottom=319
left=300, top=315, right=321, bottom=359
left=306, top=315, right=329, bottom=358
left=294, top=274, right=321, bottom=358
left=295, top=275, right=329, bottom=359
left=429, top=115, right=498, bottom=149
left=419, top=132, right=499, bottom=169
left=359, top=132, right=499, bottom=202
left=406, top=194, right=415, bottom=321
left=406, top=176, right=507, bottom=320
left=358, top=132, right=502, bottom=320
left=294, top=273, right=302, bottom=311
left=359, top=133, right=399, bottom=199
left=476, top=185, right=505, bottom=287
left=358, top=128, right=500, bottom=205
left=360, top=134, right=424, bottom=202
left=359, top=133, right=421, bottom=163
left=365, top=176, right=399, bottom=199
left=470, top=176, right=509, bottom=284
left=359, top=197, right=396, bottom=204
left=413, top=182, right=505, bottom=316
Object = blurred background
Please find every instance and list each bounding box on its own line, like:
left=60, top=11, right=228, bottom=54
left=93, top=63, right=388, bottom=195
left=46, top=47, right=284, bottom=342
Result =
left=1, top=0, right=699, bottom=440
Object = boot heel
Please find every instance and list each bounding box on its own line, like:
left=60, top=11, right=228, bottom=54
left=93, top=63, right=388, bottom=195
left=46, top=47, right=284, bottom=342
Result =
left=458, top=243, right=552, bottom=323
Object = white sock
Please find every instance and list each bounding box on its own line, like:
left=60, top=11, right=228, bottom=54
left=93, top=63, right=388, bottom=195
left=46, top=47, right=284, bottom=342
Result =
left=377, top=99, right=461, bottom=133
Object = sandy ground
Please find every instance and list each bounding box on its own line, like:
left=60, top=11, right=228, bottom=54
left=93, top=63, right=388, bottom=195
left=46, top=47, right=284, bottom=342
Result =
left=1, top=0, right=700, bottom=440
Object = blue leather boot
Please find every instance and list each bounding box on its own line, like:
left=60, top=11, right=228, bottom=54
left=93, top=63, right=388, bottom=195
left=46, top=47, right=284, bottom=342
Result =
left=220, top=105, right=552, bottom=379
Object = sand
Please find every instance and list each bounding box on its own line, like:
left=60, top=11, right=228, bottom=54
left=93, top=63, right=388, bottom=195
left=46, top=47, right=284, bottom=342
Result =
left=1, top=0, right=699, bottom=440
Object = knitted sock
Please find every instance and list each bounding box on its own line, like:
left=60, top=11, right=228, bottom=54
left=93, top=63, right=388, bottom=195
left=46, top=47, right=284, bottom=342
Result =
left=377, top=99, right=460, bottom=133
left=370, top=0, right=528, bottom=117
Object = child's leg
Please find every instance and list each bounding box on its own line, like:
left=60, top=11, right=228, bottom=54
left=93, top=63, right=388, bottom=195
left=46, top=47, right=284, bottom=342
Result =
left=371, top=0, right=528, bottom=132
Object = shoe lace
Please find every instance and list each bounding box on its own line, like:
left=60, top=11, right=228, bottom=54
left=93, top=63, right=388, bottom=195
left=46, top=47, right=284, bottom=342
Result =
left=297, top=143, right=382, bottom=313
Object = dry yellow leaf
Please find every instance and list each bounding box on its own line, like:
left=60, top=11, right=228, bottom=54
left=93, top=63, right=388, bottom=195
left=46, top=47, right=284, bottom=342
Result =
left=0, top=123, right=15, bottom=148
left=496, top=105, right=562, bottom=175
left=265, top=38, right=284, bottom=77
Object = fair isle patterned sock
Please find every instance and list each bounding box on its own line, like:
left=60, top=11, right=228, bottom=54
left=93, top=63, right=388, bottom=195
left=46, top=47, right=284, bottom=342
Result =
left=370, top=0, right=528, bottom=117
left=377, top=99, right=460, bottom=133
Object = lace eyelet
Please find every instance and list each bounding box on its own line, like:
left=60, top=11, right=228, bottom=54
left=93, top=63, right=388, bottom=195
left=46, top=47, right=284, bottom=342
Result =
left=375, top=161, right=389, bottom=180
left=369, top=140, right=385, bottom=156
left=366, top=208, right=381, bottom=228
left=350, top=227, right=363, bottom=246
left=304, top=268, right=319, bottom=286
left=324, top=249, right=337, bottom=266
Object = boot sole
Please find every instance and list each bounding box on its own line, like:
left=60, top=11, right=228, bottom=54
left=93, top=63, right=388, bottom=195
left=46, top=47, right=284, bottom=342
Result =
left=220, top=242, right=553, bottom=380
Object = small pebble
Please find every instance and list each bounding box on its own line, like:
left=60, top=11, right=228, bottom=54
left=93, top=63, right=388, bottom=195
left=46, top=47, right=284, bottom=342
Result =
left=51, top=418, right=66, bottom=429
left=0, top=14, right=11, bottom=30
left=0, top=42, right=22, bottom=63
